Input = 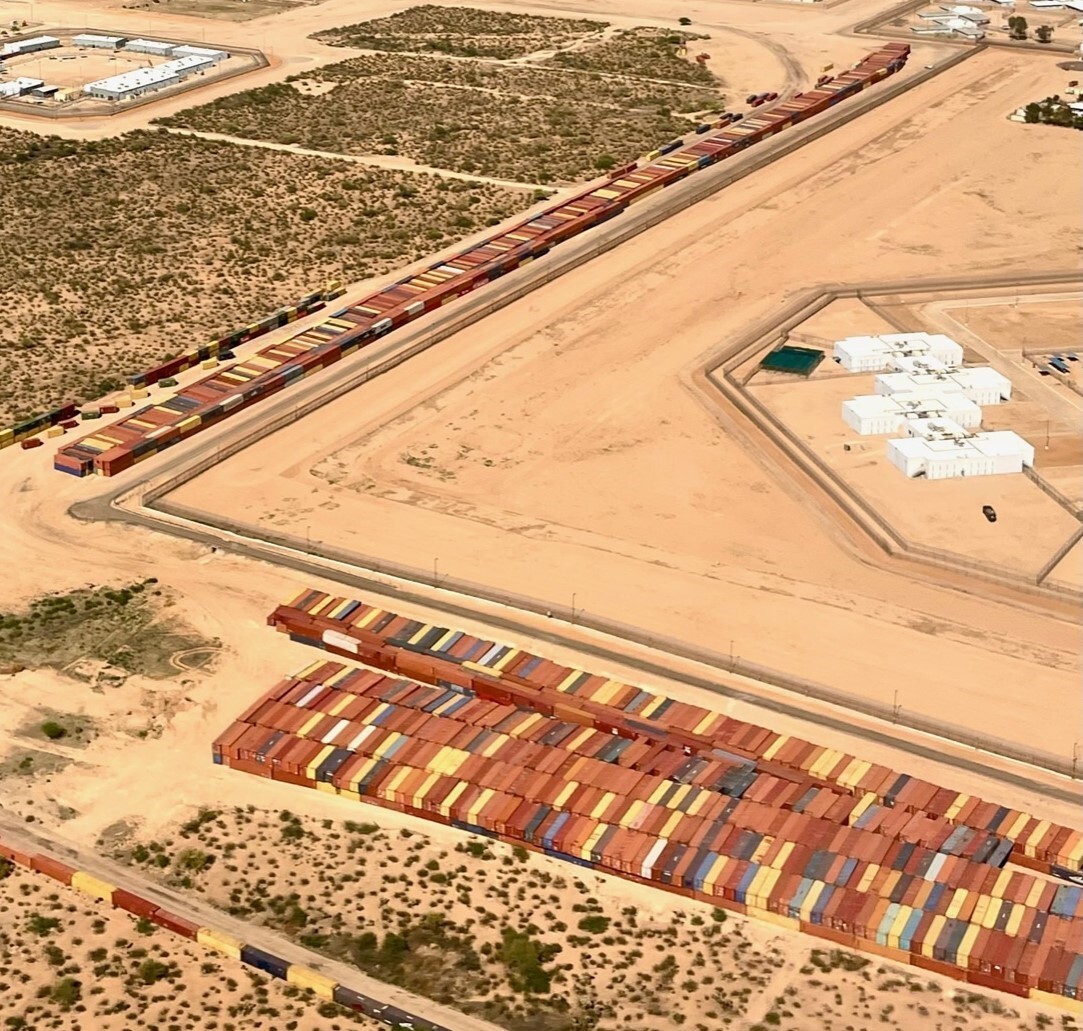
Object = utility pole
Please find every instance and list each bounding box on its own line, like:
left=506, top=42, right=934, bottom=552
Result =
left=892, top=690, right=900, bottom=722
left=433, top=557, right=439, bottom=587
left=570, top=593, right=576, bottom=625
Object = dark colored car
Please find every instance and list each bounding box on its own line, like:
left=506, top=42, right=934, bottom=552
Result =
left=982, top=505, right=997, bottom=523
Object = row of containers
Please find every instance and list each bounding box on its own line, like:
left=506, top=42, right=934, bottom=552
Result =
left=53, top=43, right=911, bottom=479
left=7, top=283, right=343, bottom=460
left=0, top=842, right=453, bottom=1031
left=52, top=284, right=344, bottom=477
left=212, top=642, right=1083, bottom=1011
left=268, top=590, right=1083, bottom=881
left=125, top=283, right=346, bottom=390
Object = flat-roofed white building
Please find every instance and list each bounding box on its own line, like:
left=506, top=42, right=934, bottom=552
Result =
left=171, top=44, right=229, bottom=64
left=124, top=38, right=176, bottom=57
left=842, top=392, right=982, bottom=435
left=72, top=34, right=127, bottom=50
left=833, top=332, right=964, bottom=372
left=875, top=366, right=1011, bottom=405
left=0, top=35, right=61, bottom=58
left=888, top=431, right=1034, bottom=479
left=85, top=65, right=179, bottom=100
left=0, top=76, right=44, bottom=98
left=888, top=354, right=949, bottom=375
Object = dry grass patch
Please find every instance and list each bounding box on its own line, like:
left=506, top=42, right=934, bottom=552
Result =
left=314, top=5, right=606, bottom=59
left=549, top=26, right=715, bottom=86
left=0, top=128, right=523, bottom=422
left=156, top=53, right=723, bottom=183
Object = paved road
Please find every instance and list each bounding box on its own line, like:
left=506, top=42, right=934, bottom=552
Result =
left=0, top=814, right=504, bottom=1031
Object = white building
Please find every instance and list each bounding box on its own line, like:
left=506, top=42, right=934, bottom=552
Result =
left=940, top=3, right=990, bottom=16
left=171, top=44, right=229, bottom=64
left=888, top=354, right=949, bottom=375
left=85, top=65, right=179, bottom=100
left=124, top=38, right=176, bottom=57
left=888, top=431, right=1034, bottom=479
left=875, top=366, right=1011, bottom=405
left=84, top=53, right=213, bottom=100
left=902, top=417, right=973, bottom=440
left=0, top=76, right=44, bottom=98
left=0, top=35, right=61, bottom=57
left=72, top=34, right=127, bottom=50
left=833, top=332, right=964, bottom=372
left=843, top=392, right=982, bottom=435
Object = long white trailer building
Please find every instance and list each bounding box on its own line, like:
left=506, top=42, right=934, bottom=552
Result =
left=834, top=332, right=964, bottom=372
left=875, top=366, right=1012, bottom=405
left=0, top=35, right=60, bottom=58
left=84, top=53, right=214, bottom=100
left=842, top=392, right=982, bottom=435
left=888, top=431, right=1034, bottom=479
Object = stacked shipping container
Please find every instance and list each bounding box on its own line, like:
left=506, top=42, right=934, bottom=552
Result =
left=209, top=591, right=1083, bottom=1009
left=53, top=44, right=911, bottom=478
left=1, top=402, right=78, bottom=451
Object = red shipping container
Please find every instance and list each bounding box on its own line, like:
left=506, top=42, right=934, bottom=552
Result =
left=150, top=909, right=201, bottom=939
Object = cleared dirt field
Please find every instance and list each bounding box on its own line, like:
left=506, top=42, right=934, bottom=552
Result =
left=747, top=372, right=1080, bottom=578
left=0, top=128, right=524, bottom=421
left=0, top=862, right=384, bottom=1030
left=167, top=48, right=1082, bottom=763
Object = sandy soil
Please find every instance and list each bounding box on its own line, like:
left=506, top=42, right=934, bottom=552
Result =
left=747, top=372, right=1081, bottom=577
left=0, top=861, right=385, bottom=1030
left=167, top=48, right=1082, bottom=762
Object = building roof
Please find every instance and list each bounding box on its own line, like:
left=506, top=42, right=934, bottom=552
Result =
left=761, top=345, right=825, bottom=376
left=0, top=76, right=44, bottom=97
left=172, top=45, right=229, bottom=58
left=125, top=38, right=176, bottom=51
left=890, top=431, right=1032, bottom=461
left=85, top=55, right=212, bottom=95
left=904, top=417, right=972, bottom=439
left=72, top=34, right=126, bottom=44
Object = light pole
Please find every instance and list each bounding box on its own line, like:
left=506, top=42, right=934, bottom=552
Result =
left=433, top=557, right=439, bottom=586
left=570, top=593, right=576, bottom=625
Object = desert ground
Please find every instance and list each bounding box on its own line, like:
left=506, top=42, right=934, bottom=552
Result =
left=0, top=0, right=1080, bottom=1025
left=0, top=860, right=386, bottom=1030
left=164, top=47, right=1082, bottom=763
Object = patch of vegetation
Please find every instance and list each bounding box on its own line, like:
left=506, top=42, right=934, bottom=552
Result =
left=0, top=128, right=524, bottom=422
left=0, top=580, right=207, bottom=679
left=550, top=26, right=714, bottom=85
left=314, top=5, right=605, bottom=59
left=1023, top=95, right=1083, bottom=129
left=155, top=51, right=723, bottom=184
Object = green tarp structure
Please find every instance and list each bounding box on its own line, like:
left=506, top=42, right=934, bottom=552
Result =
left=760, top=345, right=825, bottom=377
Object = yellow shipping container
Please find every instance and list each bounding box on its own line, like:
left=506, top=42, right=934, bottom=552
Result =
left=590, top=188, right=622, bottom=200
left=757, top=910, right=800, bottom=932
left=747, top=867, right=776, bottom=909
left=297, top=712, right=324, bottom=739
left=177, top=416, right=201, bottom=433
left=857, top=864, right=879, bottom=894
left=493, top=648, right=521, bottom=673
left=659, top=810, right=684, bottom=839
left=354, top=607, right=384, bottom=629
left=1030, top=990, right=1083, bottom=1015
left=1025, top=820, right=1051, bottom=855
left=1006, top=904, right=1024, bottom=937
left=647, top=781, right=670, bottom=806
left=432, top=628, right=458, bottom=652
left=945, top=889, right=968, bottom=920
left=554, top=781, right=579, bottom=808
left=309, top=595, right=338, bottom=617
left=887, top=906, right=911, bottom=949
left=581, top=826, right=606, bottom=861
left=468, top=788, right=494, bottom=823
left=666, top=785, right=692, bottom=811
left=315, top=781, right=337, bottom=796
left=413, top=772, right=442, bottom=809
left=201, top=359, right=218, bottom=370
left=327, top=599, right=354, bottom=620
left=750, top=836, right=772, bottom=865
left=686, top=789, right=711, bottom=818
left=130, top=388, right=149, bottom=399
left=944, top=794, right=968, bottom=822
left=921, top=915, right=946, bottom=958
left=384, top=767, right=413, bottom=800
left=957, top=924, right=982, bottom=967
left=556, top=670, right=583, bottom=692
left=849, top=792, right=877, bottom=825
left=837, top=758, right=868, bottom=790
left=346, top=758, right=377, bottom=793
left=71, top=871, right=115, bottom=902
left=1064, top=833, right=1083, bottom=868
left=511, top=713, right=544, bottom=738
left=692, top=712, right=720, bottom=736
left=981, top=898, right=1001, bottom=930
left=197, top=927, right=243, bottom=960
left=304, top=745, right=336, bottom=779
left=408, top=623, right=433, bottom=645
left=295, top=659, right=325, bottom=680
left=286, top=965, right=337, bottom=1000
left=46, top=426, right=65, bottom=438
left=480, top=735, right=504, bottom=758
left=770, top=842, right=795, bottom=870
left=621, top=800, right=645, bottom=830
left=811, top=749, right=844, bottom=779
left=566, top=728, right=594, bottom=752
left=761, top=735, right=788, bottom=761
left=439, top=781, right=469, bottom=816
left=992, top=868, right=1013, bottom=898
left=704, top=856, right=729, bottom=895
left=116, top=397, right=134, bottom=408
left=591, top=792, right=617, bottom=821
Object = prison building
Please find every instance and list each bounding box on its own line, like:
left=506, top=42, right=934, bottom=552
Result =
left=0, top=35, right=60, bottom=58
left=124, top=38, right=176, bottom=57
left=171, top=44, right=229, bottom=64
left=72, top=34, right=127, bottom=50
left=875, top=366, right=1011, bottom=405
left=841, top=392, right=982, bottom=435
left=0, top=76, right=45, bottom=98
left=888, top=430, right=1034, bottom=479
left=833, top=332, right=964, bottom=373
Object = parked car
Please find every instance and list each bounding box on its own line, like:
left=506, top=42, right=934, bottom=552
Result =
left=982, top=504, right=997, bottom=523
